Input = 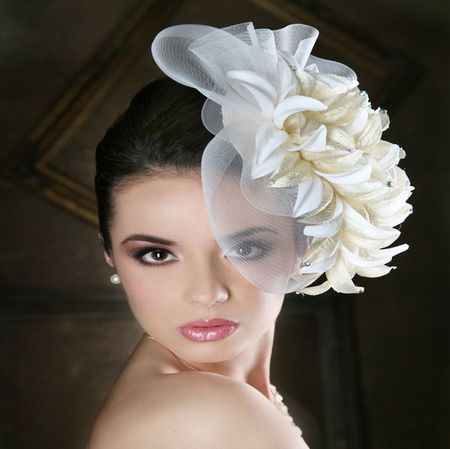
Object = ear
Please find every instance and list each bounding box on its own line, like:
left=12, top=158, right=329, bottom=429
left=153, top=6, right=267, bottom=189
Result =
left=98, top=232, right=115, bottom=268
left=103, top=250, right=115, bottom=268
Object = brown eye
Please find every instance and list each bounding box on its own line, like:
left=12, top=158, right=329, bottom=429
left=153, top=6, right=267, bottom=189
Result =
left=133, top=247, right=176, bottom=266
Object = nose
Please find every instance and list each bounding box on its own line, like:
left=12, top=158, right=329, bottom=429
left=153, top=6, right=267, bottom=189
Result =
left=183, top=254, right=230, bottom=307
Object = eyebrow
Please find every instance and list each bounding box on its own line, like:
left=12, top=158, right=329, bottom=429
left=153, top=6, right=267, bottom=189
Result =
left=222, top=226, right=279, bottom=243
left=121, top=226, right=278, bottom=246
left=121, top=234, right=176, bottom=246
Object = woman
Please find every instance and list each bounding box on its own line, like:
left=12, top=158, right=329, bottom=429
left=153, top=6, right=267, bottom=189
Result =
left=86, top=77, right=308, bottom=448
left=86, top=22, right=412, bottom=448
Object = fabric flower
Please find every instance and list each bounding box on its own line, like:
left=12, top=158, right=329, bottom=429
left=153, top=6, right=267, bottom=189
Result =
left=151, top=22, right=414, bottom=295
left=223, top=56, right=413, bottom=294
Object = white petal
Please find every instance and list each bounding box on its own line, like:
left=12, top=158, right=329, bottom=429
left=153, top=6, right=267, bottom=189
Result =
left=226, top=70, right=277, bottom=101
left=343, top=203, right=399, bottom=240
left=236, top=83, right=274, bottom=118
left=304, top=62, right=319, bottom=73
left=255, top=122, right=289, bottom=165
left=293, top=175, right=323, bottom=217
left=226, top=70, right=275, bottom=117
left=273, top=95, right=327, bottom=128
left=277, top=62, right=295, bottom=101
left=251, top=147, right=285, bottom=179
left=304, top=215, right=342, bottom=237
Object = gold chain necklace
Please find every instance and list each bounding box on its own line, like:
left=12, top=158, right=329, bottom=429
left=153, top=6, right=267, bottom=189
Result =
left=142, top=332, right=302, bottom=434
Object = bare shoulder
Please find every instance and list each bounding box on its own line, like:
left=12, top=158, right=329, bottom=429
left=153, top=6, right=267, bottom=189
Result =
left=86, top=371, right=308, bottom=449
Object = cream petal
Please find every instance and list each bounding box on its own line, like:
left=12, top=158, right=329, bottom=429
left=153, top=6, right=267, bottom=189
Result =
left=299, top=280, right=332, bottom=295
left=373, top=243, right=409, bottom=258
left=340, top=244, right=394, bottom=267
left=269, top=157, right=312, bottom=187
left=376, top=206, right=413, bottom=228
left=356, top=112, right=382, bottom=148
left=355, top=265, right=395, bottom=278
left=298, top=124, right=327, bottom=152
left=338, top=181, right=383, bottom=197
left=326, top=255, right=363, bottom=294
left=341, top=230, right=400, bottom=251
left=345, top=108, right=368, bottom=135
left=332, top=196, right=344, bottom=218
left=327, top=127, right=355, bottom=150
left=377, top=144, right=402, bottom=172
left=378, top=108, right=390, bottom=131
left=315, top=161, right=372, bottom=185
left=370, top=191, right=411, bottom=217
left=312, top=73, right=353, bottom=94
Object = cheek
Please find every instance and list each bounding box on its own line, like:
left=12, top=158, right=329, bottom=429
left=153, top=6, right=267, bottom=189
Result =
left=245, top=291, right=284, bottom=324
left=118, top=266, right=177, bottom=320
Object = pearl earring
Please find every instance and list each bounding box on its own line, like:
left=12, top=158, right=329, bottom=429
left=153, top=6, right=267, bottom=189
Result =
left=110, top=273, right=121, bottom=284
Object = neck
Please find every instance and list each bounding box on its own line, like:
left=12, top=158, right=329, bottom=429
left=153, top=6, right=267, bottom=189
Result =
left=177, top=323, right=276, bottom=400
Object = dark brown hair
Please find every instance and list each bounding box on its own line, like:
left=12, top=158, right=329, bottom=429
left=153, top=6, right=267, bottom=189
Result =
left=94, top=77, right=212, bottom=254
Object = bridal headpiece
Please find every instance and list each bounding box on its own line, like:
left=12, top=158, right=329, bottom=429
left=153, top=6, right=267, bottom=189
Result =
left=150, top=22, right=413, bottom=295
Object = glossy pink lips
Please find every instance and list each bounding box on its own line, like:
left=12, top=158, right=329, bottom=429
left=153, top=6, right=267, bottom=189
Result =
left=177, top=319, right=239, bottom=342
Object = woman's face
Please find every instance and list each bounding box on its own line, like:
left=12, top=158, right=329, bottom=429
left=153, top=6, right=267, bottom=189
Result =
left=105, top=173, right=286, bottom=364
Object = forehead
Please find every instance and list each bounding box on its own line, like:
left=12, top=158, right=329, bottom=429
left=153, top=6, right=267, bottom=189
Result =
left=110, top=173, right=292, bottom=241
left=111, top=175, right=207, bottom=231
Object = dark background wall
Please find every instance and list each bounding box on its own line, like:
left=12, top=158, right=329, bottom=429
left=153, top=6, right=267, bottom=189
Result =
left=0, top=1, right=448, bottom=448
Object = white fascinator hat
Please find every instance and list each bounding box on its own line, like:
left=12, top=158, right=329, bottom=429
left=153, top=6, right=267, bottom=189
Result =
left=150, top=22, right=413, bottom=295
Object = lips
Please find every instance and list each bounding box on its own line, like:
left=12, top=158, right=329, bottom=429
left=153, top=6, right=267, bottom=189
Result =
left=176, top=319, right=239, bottom=342
left=179, top=318, right=238, bottom=328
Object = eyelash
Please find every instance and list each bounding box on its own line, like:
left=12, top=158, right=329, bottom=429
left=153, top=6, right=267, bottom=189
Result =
left=131, top=247, right=176, bottom=267
left=131, top=241, right=274, bottom=267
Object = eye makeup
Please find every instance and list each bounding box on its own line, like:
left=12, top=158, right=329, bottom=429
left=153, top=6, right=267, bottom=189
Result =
left=128, top=239, right=275, bottom=267
left=226, top=240, right=275, bottom=260
left=129, top=246, right=176, bottom=267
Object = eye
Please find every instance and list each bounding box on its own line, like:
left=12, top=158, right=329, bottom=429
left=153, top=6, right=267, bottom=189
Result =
left=226, top=240, right=273, bottom=260
left=132, top=247, right=176, bottom=266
